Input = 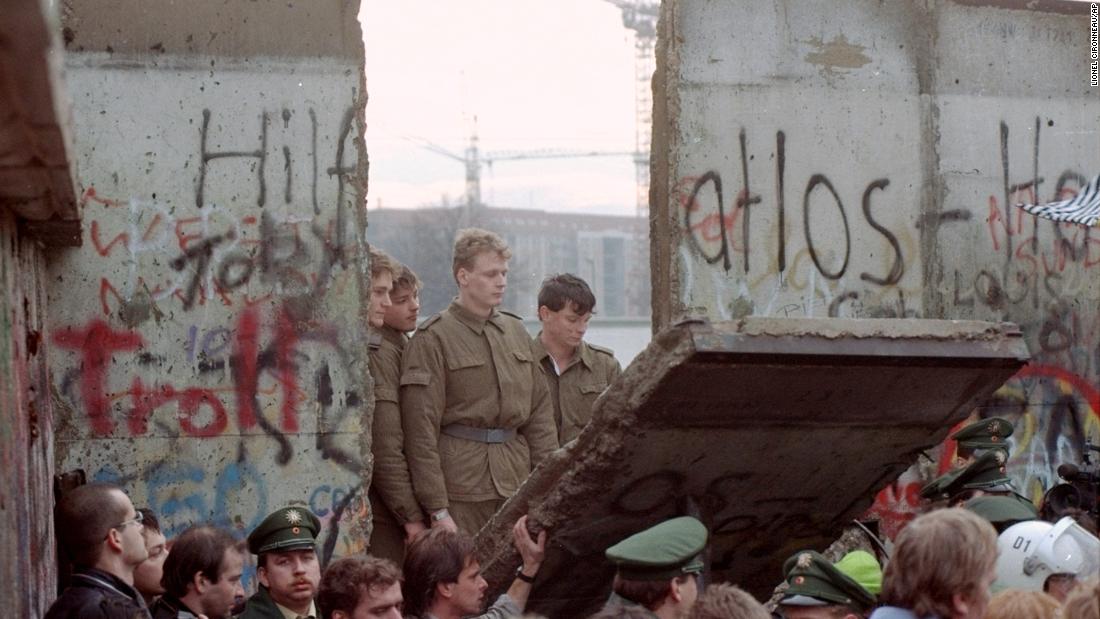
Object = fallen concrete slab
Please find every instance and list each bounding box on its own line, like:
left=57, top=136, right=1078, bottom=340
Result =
left=476, top=317, right=1029, bottom=618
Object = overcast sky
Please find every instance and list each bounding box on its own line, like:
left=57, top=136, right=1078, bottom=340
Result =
left=361, top=0, right=641, bottom=216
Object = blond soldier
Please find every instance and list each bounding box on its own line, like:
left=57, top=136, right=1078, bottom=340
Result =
left=532, top=274, right=622, bottom=444
left=400, top=228, right=559, bottom=534
left=367, top=251, right=426, bottom=562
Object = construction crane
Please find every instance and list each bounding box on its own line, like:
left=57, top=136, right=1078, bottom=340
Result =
left=604, top=0, right=659, bottom=222
left=410, top=127, right=633, bottom=211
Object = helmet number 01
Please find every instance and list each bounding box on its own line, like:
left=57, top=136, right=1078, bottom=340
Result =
left=1012, top=536, right=1032, bottom=552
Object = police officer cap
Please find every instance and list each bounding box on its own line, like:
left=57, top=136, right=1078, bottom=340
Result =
left=964, top=495, right=1039, bottom=532
left=945, top=448, right=1011, bottom=494
left=605, top=516, right=708, bottom=581
left=951, top=417, right=1013, bottom=453
left=780, top=550, right=877, bottom=612
left=247, top=506, right=321, bottom=555
left=919, top=466, right=963, bottom=501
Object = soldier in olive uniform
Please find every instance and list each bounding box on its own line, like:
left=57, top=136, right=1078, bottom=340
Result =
left=602, top=516, right=708, bottom=619
left=920, top=417, right=1019, bottom=506
left=366, top=251, right=427, bottom=562
left=239, top=507, right=322, bottom=619
left=400, top=228, right=559, bottom=535
left=531, top=274, right=622, bottom=444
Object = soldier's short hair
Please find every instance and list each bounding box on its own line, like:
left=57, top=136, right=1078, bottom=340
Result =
left=393, top=264, right=422, bottom=294
left=369, top=246, right=398, bottom=280
left=537, top=273, right=596, bottom=315
left=880, top=508, right=997, bottom=618
left=452, top=228, right=511, bottom=281
left=162, top=525, right=241, bottom=598
left=319, top=555, right=402, bottom=619
left=690, top=584, right=770, bottom=619
left=55, top=483, right=130, bottom=567
left=402, top=528, right=476, bottom=617
left=611, top=574, right=689, bottom=611
left=588, top=604, right=660, bottom=619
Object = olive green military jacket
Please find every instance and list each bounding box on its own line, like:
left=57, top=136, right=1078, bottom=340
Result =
left=400, top=300, right=559, bottom=510
left=531, top=334, right=622, bottom=444
left=368, top=326, right=424, bottom=525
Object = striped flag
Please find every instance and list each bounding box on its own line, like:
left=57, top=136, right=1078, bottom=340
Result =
left=1015, top=174, right=1100, bottom=227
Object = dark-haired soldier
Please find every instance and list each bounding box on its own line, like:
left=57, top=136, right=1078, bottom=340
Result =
left=317, top=555, right=403, bottom=619
left=532, top=273, right=621, bottom=444
left=602, top=516, right=708, bottom=619
left=46, top=483, right=152, bottom=619
left=151, top=525, right=244, bottom=619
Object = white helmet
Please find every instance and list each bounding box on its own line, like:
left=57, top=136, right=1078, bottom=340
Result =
left=995, top=517, right=1100, bottom=592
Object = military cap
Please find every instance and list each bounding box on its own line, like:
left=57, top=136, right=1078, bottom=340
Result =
left=779, top=550, right=876, bottom=612
left=605, top=516, right=708, bottom=581
left=964, top=495, right=1039, bottom=532
left=944, top=448, right=1011, bottom=494
left=951, top=417, right=1014, bottom=453
left=247, top=506, right=321, bottom=555
left=920, top=466, right=963, bottom=501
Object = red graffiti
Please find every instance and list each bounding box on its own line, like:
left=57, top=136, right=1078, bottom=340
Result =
left=55, top=307, right=309, bottom=438
left=52, top=320, right=144, bottom=435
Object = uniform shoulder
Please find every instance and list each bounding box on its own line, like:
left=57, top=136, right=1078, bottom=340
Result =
left=499, top=309, right=525, bottom=321
left=587, top=342, right=617, bottom=357
left=416, top=312, right=444, bottom=331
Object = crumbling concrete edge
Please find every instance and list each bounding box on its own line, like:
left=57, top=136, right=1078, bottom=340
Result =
left=476, top=324, right=700, bottom=589
left=650, top=0, right=681, bottom=332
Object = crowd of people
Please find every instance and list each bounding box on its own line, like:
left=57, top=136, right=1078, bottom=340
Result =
left=45, top=228, right=1100, bottom=619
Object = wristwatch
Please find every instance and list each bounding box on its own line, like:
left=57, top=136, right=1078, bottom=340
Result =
left=431, top=508, right=450, bottom=522
left=515, top=566, right=537, bottom=584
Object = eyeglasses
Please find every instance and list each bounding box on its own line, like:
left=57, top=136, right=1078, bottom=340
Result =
left=114, top=511, right=144, bottom=530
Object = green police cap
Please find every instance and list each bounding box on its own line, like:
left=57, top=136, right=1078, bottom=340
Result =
left=920, top=466, right=963, bottom=501
left=247, top=506, right=321, bottom=555
left=605, top=516, right=708, bottom=581
left=964, top=495, right=1040, bottom=532
left=780, top=550, right=877, bottom=613
left=951, top=417, right=1014, bottom=453
left=945, top=448, right=1011, bottom=494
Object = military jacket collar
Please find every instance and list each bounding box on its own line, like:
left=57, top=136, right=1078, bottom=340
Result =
left=533, top=331, right=593, bottom=373
left=380, top=324, right=409, bottom=348
left=448, top=298, right=506, bottom=335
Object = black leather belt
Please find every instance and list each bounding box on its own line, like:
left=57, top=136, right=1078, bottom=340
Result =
left=441, top=424, right=516, bottom=444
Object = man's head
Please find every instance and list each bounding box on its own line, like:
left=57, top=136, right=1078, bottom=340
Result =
left=689, top=583, right=769, bottom=619
left=452, top=228, right=510, bottom=313
left=950, top=417, right=1014, bottom=460
left=537, top=274, right=596, bottom=351
left=55, top=483, right=149, bottom=576
left=383, top=264, right=421, bottom=332
left=1061, top=577, right=1099, bottom=619
left=994, top=516, right=1100, bottom=603
left=248, top=507, right=323, bottom=611
left=777, top=550, right=877, bottom=619
left=880, top=507, right=998, bottom=619
left=606, top=517, right=708, bottom=618
left=162, top=525, right=245, bottom=619
left=134, top=508, right=168, bottom=601
left=368, top=248, right=397, bottom=329
left=402, top=528, right=486, bottom=618
left=318, top=555, right=403, bottom=619
left=983, top=589, right=1060, bottom=619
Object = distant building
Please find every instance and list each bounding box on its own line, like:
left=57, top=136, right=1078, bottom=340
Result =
left=366, top=204, right=651, bottom=319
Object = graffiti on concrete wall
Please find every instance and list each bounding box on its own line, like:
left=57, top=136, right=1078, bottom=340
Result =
left=52, top=88, right=370, bottom=570
left=674, top=116, right=1098, bottom=536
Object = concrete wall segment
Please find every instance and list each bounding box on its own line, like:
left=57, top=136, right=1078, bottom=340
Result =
left=654, top=0, right=1099, bottom=535
left=49, top=0, right=372, bottom=583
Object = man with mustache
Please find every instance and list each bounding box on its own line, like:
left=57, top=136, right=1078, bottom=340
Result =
left=239, top=507, right=323, bottom=619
